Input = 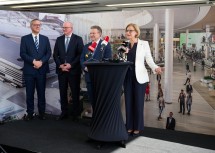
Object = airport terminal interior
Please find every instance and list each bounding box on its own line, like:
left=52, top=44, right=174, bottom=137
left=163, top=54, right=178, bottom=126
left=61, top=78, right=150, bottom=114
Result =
left=0, top=0, right=215, bottom=153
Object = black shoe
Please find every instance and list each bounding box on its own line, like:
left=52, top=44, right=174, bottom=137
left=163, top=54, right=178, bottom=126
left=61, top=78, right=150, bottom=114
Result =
left=178, top=111, right=182, bottom=113
left=96, top=142, right=104, bottom=150
left=72, top=116, right=79, bottom=122
left=38, top=114, right=46, bottom=120
left=127, top=131, right=133, bottom=136
left=119, top=140, right=126, bottom=148
left=132, top=130, right=141, bottom=137
left=56, top=114, right=68, bottom=120
left=24, top=114, right=34, bottom=121
left=132, top=132, right=140, bottom=137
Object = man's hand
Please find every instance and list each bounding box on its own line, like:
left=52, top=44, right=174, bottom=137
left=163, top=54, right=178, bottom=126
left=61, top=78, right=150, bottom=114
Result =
left=64, top=63, right=71, bottom=70
left=59, top=63, right=71, bottom=72
left=33, top=60, right=42, bottom=69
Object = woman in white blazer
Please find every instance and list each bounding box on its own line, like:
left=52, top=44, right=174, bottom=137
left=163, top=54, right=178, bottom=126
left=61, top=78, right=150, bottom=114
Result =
left=124, top=23, right=162, bottom=136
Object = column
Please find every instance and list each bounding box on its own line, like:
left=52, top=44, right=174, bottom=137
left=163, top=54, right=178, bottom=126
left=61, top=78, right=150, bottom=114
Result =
left=205, top=24, right=210, bottom=59
left=164, top=9, right=174, bottom=104
left=153, top=26, right=156, bottom=58
left=154, top=23, right=160, bottom=62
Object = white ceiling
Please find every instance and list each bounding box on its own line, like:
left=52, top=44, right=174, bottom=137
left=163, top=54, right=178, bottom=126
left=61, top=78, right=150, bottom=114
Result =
left=0, top=0, right=215, bottom=31
left=0, top=0, right=214, bottom=14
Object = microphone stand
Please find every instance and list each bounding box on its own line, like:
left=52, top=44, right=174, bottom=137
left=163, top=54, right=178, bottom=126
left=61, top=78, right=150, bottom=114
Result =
left=118, top=51, right=127, bottom=62
left=86, top=53, right=99, bottom=62
left=86, top=57, right=99, bottom=62
left=100, top=47, right=105, bottom=62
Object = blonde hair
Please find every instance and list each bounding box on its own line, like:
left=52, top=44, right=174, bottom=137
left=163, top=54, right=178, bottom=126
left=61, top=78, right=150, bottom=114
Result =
left=126, top=23, right=140, bottom=38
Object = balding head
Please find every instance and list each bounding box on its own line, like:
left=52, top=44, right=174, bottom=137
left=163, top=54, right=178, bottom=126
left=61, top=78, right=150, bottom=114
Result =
left=63, top=21, right=73, bottom=36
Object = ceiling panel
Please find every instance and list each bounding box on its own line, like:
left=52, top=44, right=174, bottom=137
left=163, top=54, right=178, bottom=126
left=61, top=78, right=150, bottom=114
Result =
left=0, top=0, right=213, bottom=14
left=0, top=0, right=214, bottom=31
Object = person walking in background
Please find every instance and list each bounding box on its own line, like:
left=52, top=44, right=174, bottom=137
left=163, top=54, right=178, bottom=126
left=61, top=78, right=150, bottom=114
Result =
left=20, top=19, right=51, bottom=120
left=178, top=89, right=186, bottom=115
left=178, top=55, right=181, bottom=63
left=166, top=112, right=176, bottom=130
left=186, top=63, right=189, bottom=74
left=157, top=73, right=161, bottom=84
left=186, top=93, right=192, bottom=115
left=211, top=62, right=215, bottom=71
left=123, top=23, right=163, bottom=136
left=184, top=56, right=187, bottom=63
left=186, top=82, right=193, bottom=94
left=158, top=94, right=165, bottom=120
left=53, top=21, right=84, bottom=121
left=184, top=70, right=191, bottom=85
left=193, top=60, right=196, bottom=71
left=180, top=54, right=183, bottom=61
left=80, top=25, right=112, bottom=115
left=201, top=59, right=205, bottom=70
left=145, top=82, right=150, bottom=101
left=157, top=83, right=163, bottom=101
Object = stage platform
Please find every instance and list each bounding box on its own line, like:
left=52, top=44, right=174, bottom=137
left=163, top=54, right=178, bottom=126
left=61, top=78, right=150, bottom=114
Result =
left=0, top=116, right=214, bottom=153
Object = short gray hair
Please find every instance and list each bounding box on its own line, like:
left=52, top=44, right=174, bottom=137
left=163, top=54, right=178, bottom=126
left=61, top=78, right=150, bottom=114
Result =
left=30, top=19, right=40, bottom=26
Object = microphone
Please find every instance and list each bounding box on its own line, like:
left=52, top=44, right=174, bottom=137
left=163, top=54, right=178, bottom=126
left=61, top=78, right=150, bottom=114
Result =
left=117, top=40, right=129, bottom=53
left=86, top=42, right=97, bottom=58
left=117, top=40, right=129, bottom=61
left=100, top=36, right=109, bottom=51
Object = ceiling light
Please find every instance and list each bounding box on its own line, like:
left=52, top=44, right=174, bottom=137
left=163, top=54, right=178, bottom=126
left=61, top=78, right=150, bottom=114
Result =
left=0, top=0, right=59, bottom=5
left=154, top=0, right=207, bottom=4
left=10, top=1, right=91, bottom=8
left=106, top=0, right=207, bottom=7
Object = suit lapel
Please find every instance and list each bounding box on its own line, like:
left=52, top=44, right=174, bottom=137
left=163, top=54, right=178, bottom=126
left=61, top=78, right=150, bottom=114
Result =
left=39, top=34, right=43, bottom=52
left=136, top=39, right=144, bottom=61
left=29, top=34, right=37, bottom=51
left=61, top=35, right=67, bottom=53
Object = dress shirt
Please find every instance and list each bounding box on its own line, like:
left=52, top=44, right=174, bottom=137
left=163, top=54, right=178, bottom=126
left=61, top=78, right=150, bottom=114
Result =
left=32, top=33, right=39, bottom=45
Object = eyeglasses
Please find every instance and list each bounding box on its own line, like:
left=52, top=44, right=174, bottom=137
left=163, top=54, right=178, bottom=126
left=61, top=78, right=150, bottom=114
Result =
left=125, top=30, right=135, bottom=33
left=62, top=27, right=72, bottom=29
left=32, top=24, right=41, bottom=27
left=90, top=32, right=99, bottom=35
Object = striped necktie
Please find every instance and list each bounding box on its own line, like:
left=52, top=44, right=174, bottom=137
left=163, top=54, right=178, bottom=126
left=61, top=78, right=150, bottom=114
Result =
left=65, top=37, right=70, bottom=51
left=35, top=36, right=39, bottom=51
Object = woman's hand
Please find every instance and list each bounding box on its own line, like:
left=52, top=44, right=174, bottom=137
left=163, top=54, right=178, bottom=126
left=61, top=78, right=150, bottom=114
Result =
left=155, top=67, right=163, bottom=74
left=124, top=48, right=129, bottom=54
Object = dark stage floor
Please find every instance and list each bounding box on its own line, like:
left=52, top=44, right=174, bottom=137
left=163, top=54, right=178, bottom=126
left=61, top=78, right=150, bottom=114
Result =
left=0, top=116, right=215, bottom=153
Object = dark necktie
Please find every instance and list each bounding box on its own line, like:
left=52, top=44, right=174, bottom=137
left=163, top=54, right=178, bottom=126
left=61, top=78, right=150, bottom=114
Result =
left=35, top=36, right=39, bottom=51
left=65, top=37, right=70, bottom=51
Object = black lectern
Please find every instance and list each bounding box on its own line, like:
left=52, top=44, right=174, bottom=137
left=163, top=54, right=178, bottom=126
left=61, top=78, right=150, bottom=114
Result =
left=85, top=62, right=132, bottom=144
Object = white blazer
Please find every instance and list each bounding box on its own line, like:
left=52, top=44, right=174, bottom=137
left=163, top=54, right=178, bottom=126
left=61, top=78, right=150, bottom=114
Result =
left=135, top=39, right=158, bottom=84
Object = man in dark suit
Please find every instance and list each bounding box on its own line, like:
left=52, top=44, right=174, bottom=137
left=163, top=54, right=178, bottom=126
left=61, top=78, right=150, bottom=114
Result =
left=166, top=112, right=176, bottom=130
left=20, top=19, right=51, bottom=120
left=53, top=21, right=84, bottom=121
left=80, top=25, right=112, bottom=113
